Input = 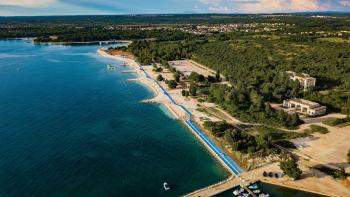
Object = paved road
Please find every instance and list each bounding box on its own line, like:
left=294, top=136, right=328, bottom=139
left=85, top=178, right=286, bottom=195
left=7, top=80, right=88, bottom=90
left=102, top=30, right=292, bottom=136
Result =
left=140, top=66, right=243, bottom=175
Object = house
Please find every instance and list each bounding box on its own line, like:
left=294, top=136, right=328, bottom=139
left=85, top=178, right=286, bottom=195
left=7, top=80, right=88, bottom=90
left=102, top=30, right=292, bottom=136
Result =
left=286, top=71, right=316, bottom=91
left=283, top=98, right=327, bottom=116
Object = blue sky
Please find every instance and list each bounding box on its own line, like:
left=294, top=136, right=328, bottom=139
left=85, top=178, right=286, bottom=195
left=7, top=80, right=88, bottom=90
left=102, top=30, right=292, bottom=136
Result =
left=0, top=0, right=349, bottom=16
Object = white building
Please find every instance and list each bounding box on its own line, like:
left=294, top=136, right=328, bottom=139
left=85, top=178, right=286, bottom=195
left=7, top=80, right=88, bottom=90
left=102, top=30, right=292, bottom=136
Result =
left=286, top=71, right=316, bottom=91
left=283, top=98, right=327, bottom=116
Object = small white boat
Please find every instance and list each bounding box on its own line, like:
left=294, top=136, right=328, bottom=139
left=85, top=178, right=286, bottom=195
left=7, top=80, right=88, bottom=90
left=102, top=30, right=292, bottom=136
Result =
left=163, top=182, right=170, bottom=191
left=233, top=188, right=244, bottom=196
left=248, top=184, right=258, bottom=189
left=259, top=194, right=270, bottom=197
left=253, top=190, right=261, bottom=194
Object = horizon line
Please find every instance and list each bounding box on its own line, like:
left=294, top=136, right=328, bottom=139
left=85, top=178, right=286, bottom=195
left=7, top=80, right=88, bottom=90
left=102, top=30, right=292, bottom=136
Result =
left=1, top=11, right=350, bottom=18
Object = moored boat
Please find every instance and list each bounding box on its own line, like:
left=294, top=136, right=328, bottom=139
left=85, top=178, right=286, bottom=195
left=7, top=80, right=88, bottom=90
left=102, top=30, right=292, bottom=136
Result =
left=163, top=182, right=170, bottom=191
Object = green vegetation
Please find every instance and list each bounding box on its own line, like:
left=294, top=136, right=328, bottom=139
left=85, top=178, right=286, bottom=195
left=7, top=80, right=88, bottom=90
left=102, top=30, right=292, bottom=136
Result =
left=279, top=158, right=302, bottom=180
left=203, top=122, right=306, bottom=156
left=189, top=83, right=197, bottom=96
left=323, top=116, right=350, bottom=126
left=165, top=80, right=177, bottom=89
left=124, top=40, right=205, bottom=64
left=173, top=72, right=181, bottom=82
left=314, top=165, right=348, bottom=180
left=206, top=84, right=301, bottom=129
left=152, top=64, right=163, bottom=72
left=304, top=125, right=329, bottom=134
left=156, top=74, right=164, bottom=81
left=188, top=72, right=205, bottom=83
left=193, top=39, right=350, bottom=115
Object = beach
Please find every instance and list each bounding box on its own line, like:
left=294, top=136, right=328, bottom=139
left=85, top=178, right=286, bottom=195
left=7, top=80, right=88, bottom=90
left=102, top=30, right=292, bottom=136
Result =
left=97, top=48, right=244, bottom=175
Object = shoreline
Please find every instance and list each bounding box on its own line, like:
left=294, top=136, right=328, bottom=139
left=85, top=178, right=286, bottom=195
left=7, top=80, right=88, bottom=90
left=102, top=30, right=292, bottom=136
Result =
left=98, top=49, right=183, bottom=120
left=34, top=40, right=132, bottom=45
left=97, top=48, right=244, bottom=176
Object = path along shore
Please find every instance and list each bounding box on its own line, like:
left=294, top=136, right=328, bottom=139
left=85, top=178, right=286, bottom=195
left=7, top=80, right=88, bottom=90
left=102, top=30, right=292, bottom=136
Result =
left=98, top=48, right=243, bottom=175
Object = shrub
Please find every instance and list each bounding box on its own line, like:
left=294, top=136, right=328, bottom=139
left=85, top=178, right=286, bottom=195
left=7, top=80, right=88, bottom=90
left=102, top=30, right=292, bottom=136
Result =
left=156, top=74, right=164, bottom=81
left=309, top=125, right=329, bottom=134
left=279, top=158, right=302, bottom=180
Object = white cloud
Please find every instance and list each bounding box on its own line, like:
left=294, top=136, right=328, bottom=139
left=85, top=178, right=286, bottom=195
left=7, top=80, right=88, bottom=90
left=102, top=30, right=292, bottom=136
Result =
left=0, top=0, right=57, bottom=8
left=198, top=0, right=331, bottom=13
left=339, top=0, right=350, bottom=6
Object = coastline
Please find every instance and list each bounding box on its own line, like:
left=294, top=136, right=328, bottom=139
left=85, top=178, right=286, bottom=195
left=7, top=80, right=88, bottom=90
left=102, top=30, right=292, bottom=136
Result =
left=97, top=48, right=243, bottom=176
left=33, top=40, right=132, bottom=45
left=98, top=48, right=185, bottom=120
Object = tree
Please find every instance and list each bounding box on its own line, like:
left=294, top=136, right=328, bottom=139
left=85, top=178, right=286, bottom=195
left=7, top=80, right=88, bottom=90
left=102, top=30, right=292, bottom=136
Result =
left=165, top=80, right=177, bottom=89
left=189, top=72, right=205, bottom=83
left=279, top=158, right=302, bottom=180
left=157, top=74, right=164, bottom=81
left=189, top=83, right=197, bottom=96
left=181, top=89, right=186, bottom=96
left=185, top=91, right=190, bottom=97
left=152, top=65, right=163, bottom=72
left=173, top=72, right=181, bottom=82
left=215, top=70, right=221, bottom=82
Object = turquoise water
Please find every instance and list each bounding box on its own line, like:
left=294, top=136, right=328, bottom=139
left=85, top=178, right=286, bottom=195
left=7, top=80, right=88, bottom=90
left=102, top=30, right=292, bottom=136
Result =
left=0, top=40, right=229, bottom=197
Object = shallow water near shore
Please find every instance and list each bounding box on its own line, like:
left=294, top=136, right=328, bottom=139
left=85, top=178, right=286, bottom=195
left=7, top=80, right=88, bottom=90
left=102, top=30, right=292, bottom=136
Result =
left=0, top=40, right=229, bottom=196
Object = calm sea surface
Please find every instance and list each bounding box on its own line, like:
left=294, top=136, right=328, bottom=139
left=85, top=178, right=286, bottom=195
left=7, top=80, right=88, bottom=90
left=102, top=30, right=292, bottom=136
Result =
left=0, top=40, right=229, bottom=197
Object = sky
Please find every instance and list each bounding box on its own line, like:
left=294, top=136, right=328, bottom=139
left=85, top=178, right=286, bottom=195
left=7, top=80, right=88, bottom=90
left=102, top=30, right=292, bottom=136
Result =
left=0, top=0, right=349, bottom=16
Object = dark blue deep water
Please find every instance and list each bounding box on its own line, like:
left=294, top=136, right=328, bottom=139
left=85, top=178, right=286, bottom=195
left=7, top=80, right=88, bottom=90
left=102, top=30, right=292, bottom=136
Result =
left=0, top=40, right=229, bottom=197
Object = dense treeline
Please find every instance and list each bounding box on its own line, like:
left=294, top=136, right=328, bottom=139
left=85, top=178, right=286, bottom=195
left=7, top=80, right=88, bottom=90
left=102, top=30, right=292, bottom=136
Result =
left=193, top=38, right=350, bottom=114
left=206, top=84, right=301, bottom=128
left=124, top=39, right=206, bottom=64
left=34, top=29, right=197, bottom=43
left=1, top=14, right=350, bottom=39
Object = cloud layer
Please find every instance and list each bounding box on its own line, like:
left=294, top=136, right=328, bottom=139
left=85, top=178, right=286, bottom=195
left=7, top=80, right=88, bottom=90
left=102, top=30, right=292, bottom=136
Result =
left=0, top=0, right=57, bottom=8
left=0, top=0, right=349, bottom=16
left=198, top=0, right=350, bottom=13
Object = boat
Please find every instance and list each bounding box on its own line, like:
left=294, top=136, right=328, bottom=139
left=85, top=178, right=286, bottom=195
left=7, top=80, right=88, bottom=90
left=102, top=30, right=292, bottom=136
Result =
left=248, top=184, right=258, bottom=189
left=253, top=190, right=261, bottom=194
left=259, top=194, right=270, bottom=197
left=242, top=193, right=250, bottom=197
left=163, top=182, right=170, bottom=191
left=233, top=188, right=244, bottom=196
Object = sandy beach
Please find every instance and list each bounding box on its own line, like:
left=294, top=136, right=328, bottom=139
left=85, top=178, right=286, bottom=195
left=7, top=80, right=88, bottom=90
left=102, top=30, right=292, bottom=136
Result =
left=98, top=48, right=188, bottom=120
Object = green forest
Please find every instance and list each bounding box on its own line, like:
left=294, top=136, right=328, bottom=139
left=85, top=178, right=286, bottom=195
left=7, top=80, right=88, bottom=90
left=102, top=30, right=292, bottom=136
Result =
left=118, top=31, right=350, bottom=129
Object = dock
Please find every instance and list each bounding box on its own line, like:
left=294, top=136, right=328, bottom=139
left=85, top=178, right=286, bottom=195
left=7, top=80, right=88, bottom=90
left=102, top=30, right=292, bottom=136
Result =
left=185, top=176, right=258, bottom=197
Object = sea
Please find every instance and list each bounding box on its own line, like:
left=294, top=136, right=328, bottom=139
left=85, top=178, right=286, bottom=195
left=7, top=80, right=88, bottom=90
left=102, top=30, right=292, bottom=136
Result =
left=0, top=40, right=327, bottom=197
left=0, top=40, right=229, bottom=197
